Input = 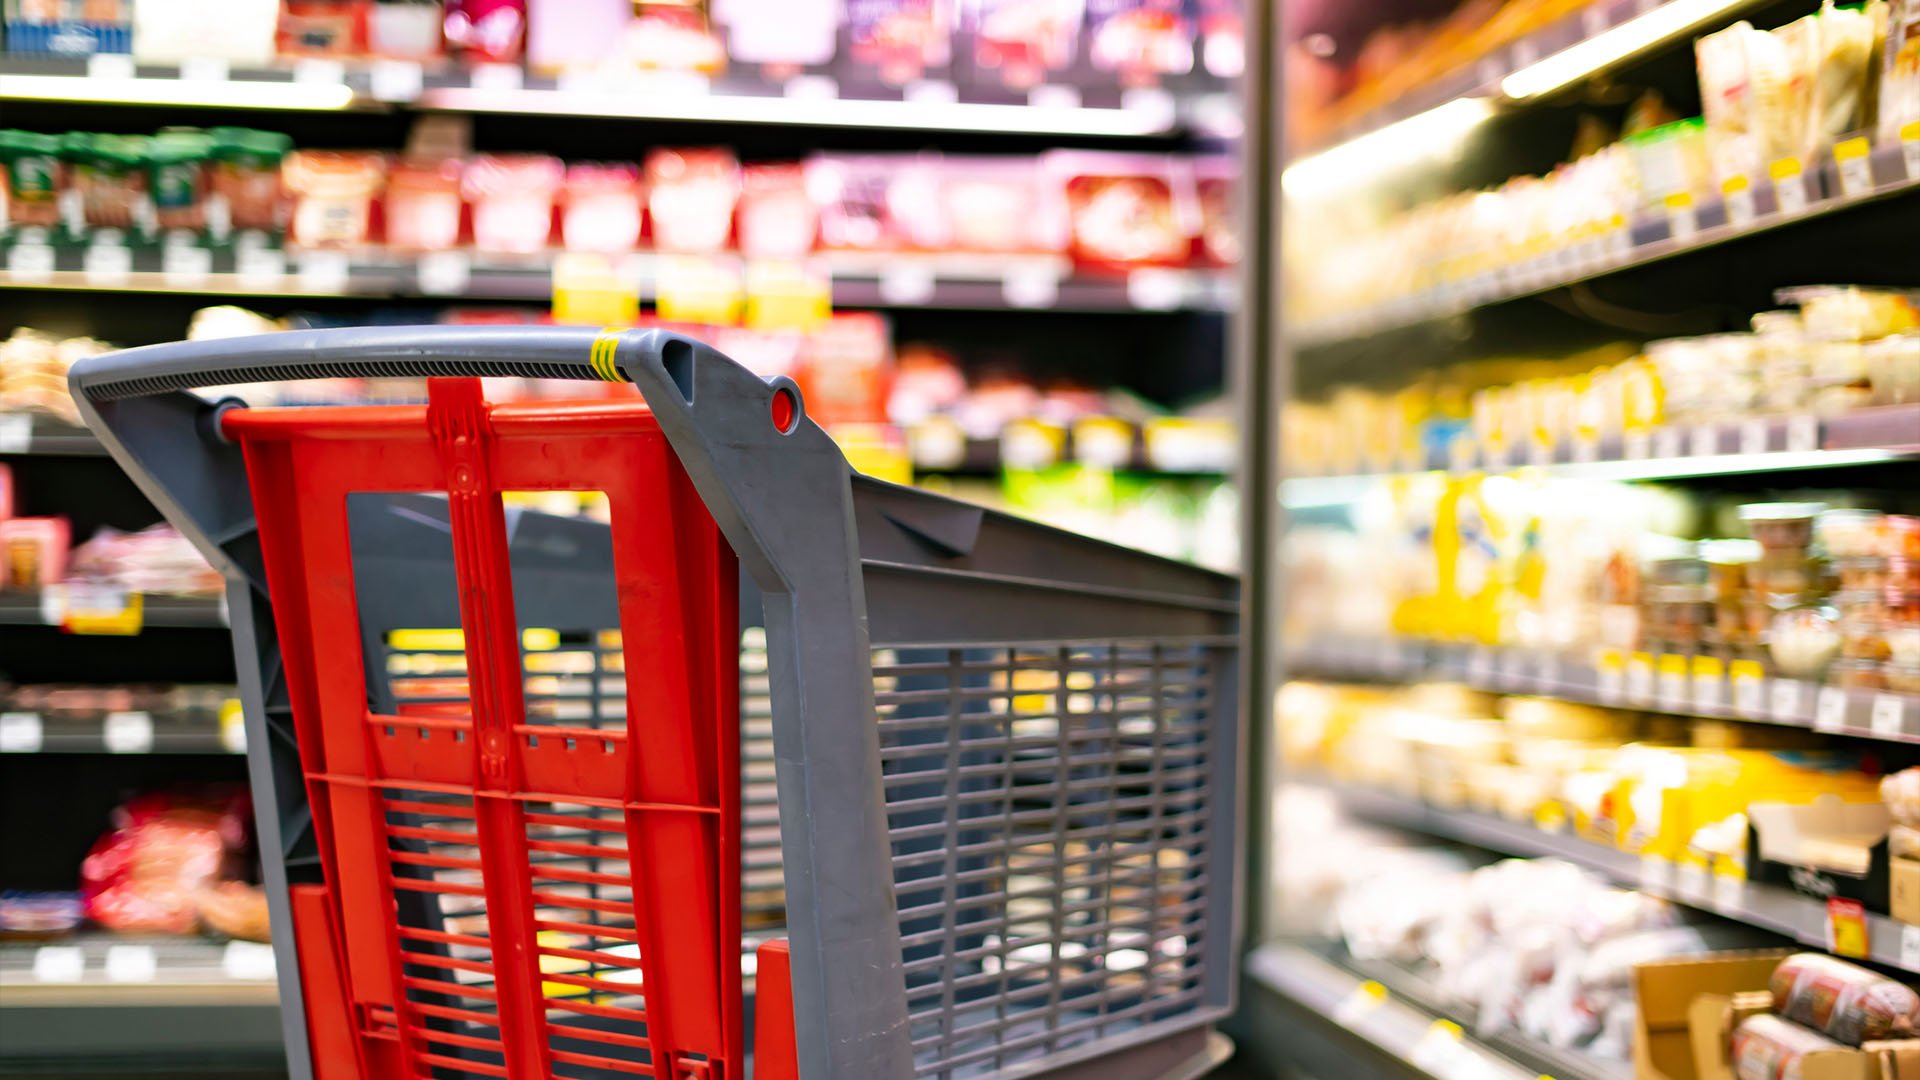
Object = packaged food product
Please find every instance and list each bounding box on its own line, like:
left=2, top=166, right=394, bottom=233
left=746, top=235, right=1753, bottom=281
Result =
left=1770, top=14, right=1822, bottom=162
left=4, top=0, right=132, bottom=59
left=1883, top=767, right=1920, bottom=825
left=0, top=516, right=70, bottom=591
left=1731, top=1013, right=1847, bottom=1080
left=942, top=157, right=1050, bottom=253
left=384, top=158, right=465, bottom=251
left=283, top=150, right=387, bottom=248
left=844, top=0, right=950, bottom=85
left=1742, top=502, right=1827, bottom=552
left=1781, top=285, right=1920, bottom=341
left=1086, top=0, right=1193, bottom=84
left=1770, top=952, right=1920, bottom=1044
left=796, top=312, right=893, bottom=428
left=463, top=154, right=562, bottom=254
left=1050, top=152, right=1192, bottom=267
left=1623, top=118, right=1710, bottom=211
left=194, top=881, right=270, bottom=942
left=737, top=163, right=817, bottom=260
left=1883, top=0, right=1920, bottom=144
left=1697, top=22, right=1774, bottom=183
left=965, top=0, right=1085, bottom=90
left=278, top=0, right=364, bottom=56
left=1770, top=606, right=1843, bottom=678
left=80, top=787, right=252, bottom=935
left=369, top=0, right=445, bottom=59
left=0, top=129, right=64, bottom=229
left=67, top=132, right=147, bottom=235
left=645, top=148, right=740, bottom=254
left=714, top=0, right=835, bottom=73
left=444, top=0, right=525, bottom=62
left=1191, top=156, right=1239, bottom=265
left=146, top=129, right=211, bottom=236
left=1808, top=1, right=1881, bottom=153
left=208, top=128, right=292, bottom=239
left=1819, top=509, right=1886, bottom=559
left=0, top=891, right=84, bottom=938
left=623, top=4, right=727, bottom=73
left=1867, top=334, right=1920, bottom=404
left=133, top=0, right=280, bottom=64
left=805, top=153, right=947, bottom=251
left=560, top=163, right=643, bottom=253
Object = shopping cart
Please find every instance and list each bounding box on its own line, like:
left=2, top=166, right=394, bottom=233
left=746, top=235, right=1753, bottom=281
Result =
left=71, top=326, right=1241, bottom=1080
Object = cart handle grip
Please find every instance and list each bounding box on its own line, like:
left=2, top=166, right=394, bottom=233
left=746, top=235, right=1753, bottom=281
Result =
left=68, top=324, right=689, bottom=403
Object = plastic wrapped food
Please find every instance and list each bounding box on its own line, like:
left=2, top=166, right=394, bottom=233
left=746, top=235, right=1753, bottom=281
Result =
left=1883, top=768, right=1920, bottom=826
left=80, top=788, right=252, bottom=935
left=463, top=154, right=562, bottom=255
left=942, top=157, right=1049, bottom=253
left=645, top=148, right=740, bottom=254
left=194, top=881, right=270, bottom=942
left=1086, top=0, right=1193, bottom=83
left=67, top=133, right=147, bottom=235
left=1732, top=1013, right=1847, bottom=1080
left=444, top=0, right=526, bottom=62
left=1770, top=606, right=1843, bottom=678
left=1782, top=285, right=1920, bottom=341
left=1808, top=1, right=1881, bottom=153
left=737, top=163, right=817, bottom=259
left=1770, top=952, right=1920, bottom=1044
left=845, top=0, right=950, bottom=85
left=806, top=154, right=946, bottom=251
left=283, top=150, right=387, bottom=248
left=384, top=159, right=464, bottom=252
left=965, top=0, right=1084, bottom=90
left=146, top=130, right=211, bottom=236
left=0, top=130, right=64, bottom=229
left=1697, top=22, right=1774, bottom=183
left=0, top=891, right=83, bottom=938
left=561, top=163, right=642, bottom=253
left=1060, top=169, right=1188, bottom=267
left=209, top=128, right=292, bottom=238
left=1884, top=0, right=1920, bottom=144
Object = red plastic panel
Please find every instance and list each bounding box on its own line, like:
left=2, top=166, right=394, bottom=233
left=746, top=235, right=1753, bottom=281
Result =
left=228, top=382, right=743, bottom=1080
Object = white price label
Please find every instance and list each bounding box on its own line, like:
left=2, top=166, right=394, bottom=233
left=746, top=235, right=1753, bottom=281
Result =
left=161, top=244, right=212, bottom=286
left=104, top=944, right=157, bottom=983
left=1120, top=87, right=1177, bottom=129
left=1677, top=861, right=1710, bottom=899
left=219, top=701, right=247, bottom=754
left=1903, top=924, right=1920, bottom=971
left=1640, top=854, right=1671, bottom=890
left=8, top=242, right=55, bottom=281
left=907, top=417, right=967, bottom=470
left=1724, top=179, right=1757, bottom=227
left=1787, top=414, right=1820, bottom=453
left=299, top=251, right=351, bottom=294
left=1733, top=672, right=1766, bottom=717
left=1816, top=685, right=1850, bottom=732
left=1001, top=422, right=1060, bottom=470
left=1741, top=418, right=1769, bottom=456
left=783, top=75, right=838, bottom=100
left=1690, top=425, right=1719, bottom=458
left=179, top=57, right=230, bottom=83
left=222, top=940, right=277, bottom=981
left=1775, top=170, right=1809, bottom=214
left=32, top=945, right=84, bottom=983
left=1572, top=434, right=1600, bottom=463
left=416, top=250, right=470, bottom=296
left=1873, top=694, right=1909, bottom=737
left=1126, top=268, right=1186, bottom=310
left=293, top=57, right=347, bottom=86
left=103, top=710, right=154, bottom=754
left=1332, top=980, right=1387, bottom=1024
left=235, top=248, right=286, bottom=287
left=0, top=413, right=30, bottom=453
left=1834, top=139, right=1874, bottom=199
left=1653, top=427, right=1682, bottom=460
left=1627, top=656, right=1656, bottom=704
left=1694, top=673, right=1724, bottom=711
left=903, top=80, right=958, bottom=104
left=1624, top=430, right=1652, bottom=460
left=87, top=53, right=135, bottom=80
left=1467, top=648, right=1498, bottom=686
left=1002, top=265, right=1060, bottom=309
left=1905, top=123, right=1920, bottom=180
left=1409, top=1020, right=1466, bottom=1073
left=1028, top=84, right=1082, bottom=110
left=83, top=242, right=132, bottom=284
left=1538, top=655, right=1561, bottom=686
left=469, top=62, right=524, bottom=92
left=370, top=59, right=424, bottom=101
left=1659, top=667, right=1690, bottom=711
left=0, top=712, right=42, bottom=753
left=1773, top=678, right=1805, bottom=720
left=1597, top=658, right=1625, bottom=704
left=1667, top=199, right=1698, bottom=241
left=877, top=263, right=937, bottom=305
left=1713, top=873, right=1746, bottom=912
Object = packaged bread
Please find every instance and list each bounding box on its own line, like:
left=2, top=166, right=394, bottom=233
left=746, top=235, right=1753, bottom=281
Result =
left=1769, top=952, right=1920, bottom=1044
left=1808, top=1, right=1883, bottom=152
left=1880, top=0, right=1919, bottom=143
left=1732, top=1014, right=1847, bottom=1080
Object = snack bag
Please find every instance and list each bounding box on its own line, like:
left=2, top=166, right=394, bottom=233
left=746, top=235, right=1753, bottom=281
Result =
left=80, top=788, right=252, bottom=935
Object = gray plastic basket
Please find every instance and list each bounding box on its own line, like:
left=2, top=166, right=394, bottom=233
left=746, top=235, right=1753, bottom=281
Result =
left=71, top=326, right=1241, bottom=1080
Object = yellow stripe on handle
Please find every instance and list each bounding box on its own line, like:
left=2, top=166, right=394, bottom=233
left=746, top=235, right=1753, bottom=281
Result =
left=590, top=329, right=624, bottom=381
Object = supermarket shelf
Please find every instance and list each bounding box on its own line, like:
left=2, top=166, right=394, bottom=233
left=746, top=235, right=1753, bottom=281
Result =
left=0, top=590, right=229, bottom=629
left=1292, top=141, right=1920, bottom=349
left=0, top=934, right=282, bottom=1063
left=0, top=245, right=1237, bottom=313
left=1306, top=0, right=1773, bottom=153
left=1300, top=776, right=1920, bottom=976
left=0, top=55, right=1233, bottom=138
left=0, top=413, right=109, bottom=456
left=0, top=706, right=242, bottom=755
left=1288, top=636, right=1920, bottom=743
left=1243, top=942, right=1544, bottom=1080
left=1281, top=403, right=1920, bottom=506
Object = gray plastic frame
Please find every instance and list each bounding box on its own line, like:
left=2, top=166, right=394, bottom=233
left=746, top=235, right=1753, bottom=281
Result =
left=70, top=325, right=1241, bottom=1080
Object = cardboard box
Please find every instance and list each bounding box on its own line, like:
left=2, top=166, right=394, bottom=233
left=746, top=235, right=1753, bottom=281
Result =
left=1636, top=950, right=1793, bottom=1080
left=1688, top=990, right=1920, bottom=1080
left=1893, top=856, right=1920, bottom=926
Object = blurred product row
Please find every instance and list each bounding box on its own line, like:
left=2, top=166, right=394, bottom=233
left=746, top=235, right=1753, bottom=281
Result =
left=0, top=128, right=1238, bottom=269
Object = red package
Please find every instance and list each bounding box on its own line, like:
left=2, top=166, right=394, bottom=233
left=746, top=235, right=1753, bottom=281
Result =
left=1043, top=150, right=1194, bottom=268
left=1086, top=0, right=1192, bottom=85
left=645, top=148, right=740, bottom=254
left=1191, top=156, right=1238, bottom=265
left=737, top=163, right=817, bottom=260
left=796, top=313, right=893, bottom=427
left=965, top=0, right=1083, bottom=90
left=80, top=787, right=252, bottom=935
left=279, top=0, right=369, bottom=57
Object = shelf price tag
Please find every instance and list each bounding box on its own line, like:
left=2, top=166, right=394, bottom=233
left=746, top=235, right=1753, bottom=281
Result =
left=469, top=62, right=524, bottom=92
left=907, top=416, right=967, bottom=471
left=178, top=57, right=230, bottom=83
left=417, top=250, right=470, bottom=296
left=161, top=243, right=212, bottom=286
left=1690, top=425, right=1719, bottom=459
left=219, top=699, right=248, bottom=754
left=1409, top=1019, right=1466, bottom=1073
left=1628, top=652, right=1656, bottom=705
left=103, top=710, right=154, bottom=754
left=1816, top=685, right=1850, bottom=733
left=1467, top=647, right=1498, bottom=687
left=1126, top=268, right=1186, bottom=311
left=1903, top=122, right=1920, bottom=181
left=1827, top=898, right=1869, bottom=959
left=1596, top=649, right=1626, bottom=704
left=1730, top=660, right=1767, bottom=717
left=1657, top=654, right=1690, bottom=711
left=1676, top=860, right=1711, bottom=900
left=1772, top=678, right=1806, bottom=721
left=1902, top=924, right=1920, bottom=972
left=7, top=239, right=56, bottom=282
left=222, top=940, right=277, bottom=981
left=1872, top=694, right=1909, bottom=737
left=1333, top=979, right=1388, bottom=1024
left=370, top=59, right=424, bottom=101
left=32, top=945, right=84, bottom=983
left=88, top=53, right=135, bottom=80
left=1663, top=192, right=1698, bottom=240
left=877, top=262, right=937, bottom=306
left=1693, top=656, right=1725, bottom=711
left=1640, top=854, right=1671, bottom=890
left=235, top=247, right=286, bottom=288
left=293, top=57, right=347, bottom=86
left=1833, top=137, right=1874, bottom=199
left=1623, top=429, right=1652, bottom=460
left=298, top=250, right=351, bottom=294
left=104, top=944, right=157, bottom=983
left=1740, top=418, right=1770, bottom=456
left=1771, top=158, right=1809, bottom=214
left=1071, top=416, right=1134, bottom=469
left=1722, top=175, right=1757, bottom=228
left=0, top=413, right=29, bottom=453
left=1713, top=872, right=1747, bottom=912
left=0, top=712, right=43, bottom=753
left=657, top=254, right=746, bottom=325
left=1002, top=263, right=1061, bottom=309
left=1143, top=417, right=1234, bottom=473
left=1001, top=419, right=1064, bottom=470
left=83, top=241, right=132, bottom=284
left=1653, top=427, right=1682, bottom=461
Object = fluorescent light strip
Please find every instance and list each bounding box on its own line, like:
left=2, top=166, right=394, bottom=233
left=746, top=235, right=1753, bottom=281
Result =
left=1279, top=448, right=1911, bottom=508
left=1501, top=0, right=1755, bottom=100
left=418, top=87, right=1175, bottom=137
left=0, top=73, right=357, bottom=110
left=1281, top=97, right=1495, bottom=199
